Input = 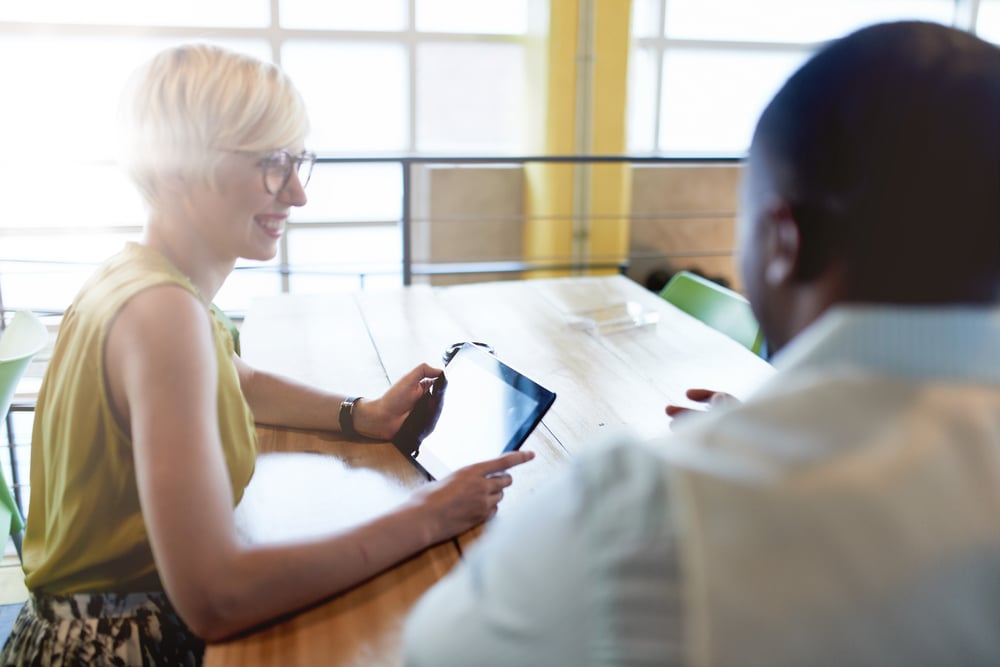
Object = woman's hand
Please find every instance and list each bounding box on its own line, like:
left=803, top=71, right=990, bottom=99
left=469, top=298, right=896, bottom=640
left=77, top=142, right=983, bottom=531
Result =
left=410, top=450, right=535, bottom=544
left=353, top=363, right=442, bottom=440
left=665, top=388, right=737, bottom=423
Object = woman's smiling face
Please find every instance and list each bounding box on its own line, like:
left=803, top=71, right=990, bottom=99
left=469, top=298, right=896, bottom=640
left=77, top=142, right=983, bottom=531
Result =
left=186, top=147, right=309, bottom=264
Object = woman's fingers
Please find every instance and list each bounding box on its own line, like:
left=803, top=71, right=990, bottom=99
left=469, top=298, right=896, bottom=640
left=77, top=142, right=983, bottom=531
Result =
left=466, top=450, right=534, bottom=477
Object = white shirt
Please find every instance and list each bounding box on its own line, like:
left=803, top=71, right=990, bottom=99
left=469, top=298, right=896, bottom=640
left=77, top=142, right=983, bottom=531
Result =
left=403, top=305, right=1000, bottom=667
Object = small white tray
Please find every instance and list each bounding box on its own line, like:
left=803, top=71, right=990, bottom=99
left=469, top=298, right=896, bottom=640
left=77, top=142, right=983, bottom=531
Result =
left=565, top=301, right=660, bottom=334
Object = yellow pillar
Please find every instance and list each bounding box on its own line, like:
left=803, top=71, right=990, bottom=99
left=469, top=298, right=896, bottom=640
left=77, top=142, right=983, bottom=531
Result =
left=523, top=0, right=578, bottom=277
left=588, top=0, right=632, bottom=272
left=524, top=0, right=633, bottom=277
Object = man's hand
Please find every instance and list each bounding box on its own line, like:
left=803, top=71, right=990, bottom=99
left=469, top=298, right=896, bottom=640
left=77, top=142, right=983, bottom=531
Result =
left=665, top=388, right=737, bottom=423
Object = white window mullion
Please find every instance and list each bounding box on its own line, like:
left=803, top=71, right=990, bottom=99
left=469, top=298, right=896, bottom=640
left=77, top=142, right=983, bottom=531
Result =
left=408, top=0, right=419, bottom=154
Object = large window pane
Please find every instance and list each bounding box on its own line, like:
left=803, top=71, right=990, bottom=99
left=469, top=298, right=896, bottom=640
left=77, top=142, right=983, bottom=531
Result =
left=0, top=34, right=269, bottom=235
left=0, top=232, right=140, bottom=311
left=0, top=0, right=269, bottom=27
left=1, top=237, right=281, bottom=313
left=627, top=46, right=659, bottom=153
left=659, top=48, right=809, bottom=155
left=280, top=0, right=407, bottom=31
left=288, top=225, right=402, bottom=268
left=282, top=41, right=408, bottom=153
left=631, top=0, right=662, bottom=39
left=977, top=0, right=1000, bottom=43
left=295, top=164, right=402, bottom=223
left=286, top=226, right=403, bottom=293
left=3, top=163, right=145, bottom=232
left=416, top=0, right=528, bottom=34
left=215, top=267, right=283, bottom=312
left=416, top=43, right=525, bottom=153
left=662, top=0, right=953, bottom=42
left=0, top=36, right=175, bottom=160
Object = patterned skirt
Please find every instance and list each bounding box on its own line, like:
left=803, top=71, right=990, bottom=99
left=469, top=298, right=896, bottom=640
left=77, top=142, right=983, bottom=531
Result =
left=0, top=591, right=204, bottom=666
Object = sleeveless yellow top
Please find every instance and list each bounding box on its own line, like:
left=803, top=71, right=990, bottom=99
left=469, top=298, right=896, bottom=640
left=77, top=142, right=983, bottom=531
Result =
left=22, top=243, right=258, bottom=593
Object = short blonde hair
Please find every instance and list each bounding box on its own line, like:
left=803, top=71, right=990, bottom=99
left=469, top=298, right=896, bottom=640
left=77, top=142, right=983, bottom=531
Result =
left=120, top=43, right=310, bottom=208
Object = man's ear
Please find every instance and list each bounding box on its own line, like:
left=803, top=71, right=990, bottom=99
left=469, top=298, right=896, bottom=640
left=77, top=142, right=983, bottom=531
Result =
left=763, top=201, right=802, bottom=287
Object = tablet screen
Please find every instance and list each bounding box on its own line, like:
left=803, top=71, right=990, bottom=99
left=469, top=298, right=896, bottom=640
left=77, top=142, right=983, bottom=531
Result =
left=392, top=343, right=556, bottom=480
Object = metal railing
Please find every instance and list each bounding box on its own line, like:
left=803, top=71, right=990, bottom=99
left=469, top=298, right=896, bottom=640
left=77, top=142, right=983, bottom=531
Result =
left=313, top=154, right=740, bottom=284
left=0, top=153, right=743, bottom=311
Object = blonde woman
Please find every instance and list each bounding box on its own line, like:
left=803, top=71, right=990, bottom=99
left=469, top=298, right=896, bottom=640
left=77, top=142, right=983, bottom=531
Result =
left=0, top=44, right=532, bottom=666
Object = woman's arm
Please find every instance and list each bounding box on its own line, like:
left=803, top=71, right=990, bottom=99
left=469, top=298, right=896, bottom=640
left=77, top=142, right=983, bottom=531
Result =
left=106, top=286, right=531, bottom=641
left=235, top=352, right=440, bottom=440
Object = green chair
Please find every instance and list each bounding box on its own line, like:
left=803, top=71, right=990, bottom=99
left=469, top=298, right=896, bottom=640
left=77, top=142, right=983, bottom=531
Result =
left=659, top=271, right=765, bottom=356
left=0, top=311, right=48, bottom=558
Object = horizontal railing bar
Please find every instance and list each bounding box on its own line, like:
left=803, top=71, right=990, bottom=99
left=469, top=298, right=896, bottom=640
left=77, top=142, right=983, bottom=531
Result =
left=0, top=209, right=738, bottom=239
left=409, top=260, right=627, bottom=276
left=315, top=154, right=743, bottom=164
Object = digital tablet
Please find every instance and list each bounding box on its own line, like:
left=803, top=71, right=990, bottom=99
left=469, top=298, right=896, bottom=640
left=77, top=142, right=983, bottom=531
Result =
left=392, top=343, right=557, bottom=480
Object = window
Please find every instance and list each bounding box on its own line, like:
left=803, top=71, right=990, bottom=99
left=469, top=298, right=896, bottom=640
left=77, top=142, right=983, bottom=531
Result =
left=0, top=2, right=539, bottom=314
left=628, top=0, right=959, bottom=155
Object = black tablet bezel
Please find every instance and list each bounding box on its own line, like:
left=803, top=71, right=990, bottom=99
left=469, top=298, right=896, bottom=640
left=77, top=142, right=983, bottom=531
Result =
left=391, top=343, right=556, bottom=480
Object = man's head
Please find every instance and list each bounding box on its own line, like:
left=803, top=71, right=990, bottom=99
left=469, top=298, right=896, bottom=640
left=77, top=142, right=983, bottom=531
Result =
left=739, top=21, right=1000, bottom=353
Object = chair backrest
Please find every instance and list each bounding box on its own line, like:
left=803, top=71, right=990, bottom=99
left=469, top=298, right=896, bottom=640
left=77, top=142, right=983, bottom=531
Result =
left=0, top=311, right=48, bottom=548
left=659, top=271, right=765, bottom=355
left=0, top=311, right=47, bottom=420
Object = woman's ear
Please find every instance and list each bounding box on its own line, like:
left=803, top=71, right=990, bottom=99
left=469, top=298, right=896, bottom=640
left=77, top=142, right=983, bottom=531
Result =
left=763, top=201, right=802, bottom=287
left=154, top=169, right=188, bottom=199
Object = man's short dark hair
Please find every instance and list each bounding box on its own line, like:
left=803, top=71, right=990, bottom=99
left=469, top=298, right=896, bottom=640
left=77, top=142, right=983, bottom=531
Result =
left=752, top=21, right=1000, bottom=302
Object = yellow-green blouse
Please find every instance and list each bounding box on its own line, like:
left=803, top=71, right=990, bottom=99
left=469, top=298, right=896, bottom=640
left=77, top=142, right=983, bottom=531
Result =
left=22, top=243, right=257, bottom=593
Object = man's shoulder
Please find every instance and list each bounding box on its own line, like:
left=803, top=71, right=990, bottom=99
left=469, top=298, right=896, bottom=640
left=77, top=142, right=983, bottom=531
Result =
left=565, top=433, right=679, bottom=543
left=574, top=431, right=672, bottom=488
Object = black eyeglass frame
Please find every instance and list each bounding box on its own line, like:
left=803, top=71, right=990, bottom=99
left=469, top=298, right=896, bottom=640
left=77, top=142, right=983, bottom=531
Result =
left=257, top=149, right=317, bottom=195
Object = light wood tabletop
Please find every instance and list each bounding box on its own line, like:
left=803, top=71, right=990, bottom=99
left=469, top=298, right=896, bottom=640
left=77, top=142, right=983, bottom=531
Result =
left=204, top=274, right=774, bottom=667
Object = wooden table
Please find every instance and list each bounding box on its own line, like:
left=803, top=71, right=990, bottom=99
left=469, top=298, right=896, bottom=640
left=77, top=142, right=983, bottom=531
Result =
left=205, top=275, right=774, bottom=667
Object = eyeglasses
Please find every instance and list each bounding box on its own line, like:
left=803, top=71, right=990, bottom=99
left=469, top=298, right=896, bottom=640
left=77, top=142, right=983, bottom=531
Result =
left=257, top=149, right=317, bottom=195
